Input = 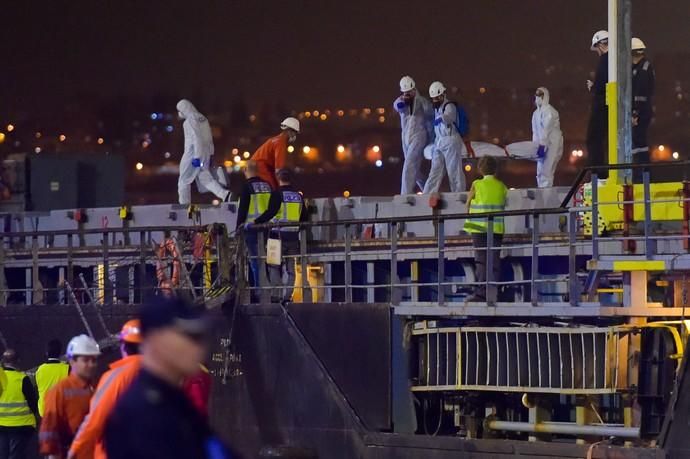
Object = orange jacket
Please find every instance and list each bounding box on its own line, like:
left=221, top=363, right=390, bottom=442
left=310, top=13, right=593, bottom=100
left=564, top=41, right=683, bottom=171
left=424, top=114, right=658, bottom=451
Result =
left=39, top=373, right=94, bottom=458
left=68, top=355, right=142, bottom=459
left=250, top=132, right=288, bottom=189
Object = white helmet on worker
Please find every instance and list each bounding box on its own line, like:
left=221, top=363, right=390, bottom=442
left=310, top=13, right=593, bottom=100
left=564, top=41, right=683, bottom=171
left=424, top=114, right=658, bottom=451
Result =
left=66, top=334, right=101, bottom=359
left=399, top=76, right=416, bottom=93
left=280, top=117, right=300, bottom=133
left=429, top=81, right=446, bottom=99
left=590, top=30, right=609, bottom=50
left=631, top=37, right=646, bottom=52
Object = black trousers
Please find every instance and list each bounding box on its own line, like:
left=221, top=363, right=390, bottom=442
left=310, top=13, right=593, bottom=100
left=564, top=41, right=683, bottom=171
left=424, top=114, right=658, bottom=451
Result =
left=472, top=233, right=503, bottom=300
left=632, top=112, right=652, bottom=184
left=586, top=107, right=609, bottom=179
left=0, top=427, right=33, bottom=459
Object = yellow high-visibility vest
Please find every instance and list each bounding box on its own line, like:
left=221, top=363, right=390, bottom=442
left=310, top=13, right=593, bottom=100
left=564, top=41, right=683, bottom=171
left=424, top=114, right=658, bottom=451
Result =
left=273, top=190, right=303, bottom=232
left=35, top=361, right=69, bottom=417
left=247, top=181, right=272, bottom=223
left=0, top=369, right=35, bottom=427
left=464, top=175, right=508, bottom=234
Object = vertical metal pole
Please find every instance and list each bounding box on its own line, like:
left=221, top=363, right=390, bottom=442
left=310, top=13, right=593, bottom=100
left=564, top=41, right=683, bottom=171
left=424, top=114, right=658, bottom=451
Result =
left=642, top=170, right=654, bottom=257
left=569, top=212, right=579, bottom=306
left=67, top=234, right=74, bottom=304
left=257, top=230, right=268, bottom=303
left=486, top=217, right=494, bottom=305
left=299, top=227, right=310, bottom=303
left=102, top=231, right=111, bottom=304
left=617, top=0, right=633, bottom=181
left=437, top=218, right=445, bottom=305
left=390, top=221, right=399, bottom=305
left=531, top=214, right=539, bottom=306
left=31, top=235, right=40, bottom=304
left=591, top=173, right=600, bottom=259
left=344, top=223, right=352, bottom=303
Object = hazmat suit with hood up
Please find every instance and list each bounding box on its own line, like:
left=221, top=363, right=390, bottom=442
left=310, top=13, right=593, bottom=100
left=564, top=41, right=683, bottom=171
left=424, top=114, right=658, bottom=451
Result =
left=531, top=87, right=563, bottom=187
left=176, top=99, right=229, bottom=204
left=393, top=92, right=434, bottom=194
left=422, top=101, right=467, bottom=194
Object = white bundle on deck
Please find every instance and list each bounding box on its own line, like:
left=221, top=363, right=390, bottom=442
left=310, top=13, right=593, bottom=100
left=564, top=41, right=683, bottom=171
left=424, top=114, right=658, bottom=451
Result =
left=424, top=141, right=540, bottom=160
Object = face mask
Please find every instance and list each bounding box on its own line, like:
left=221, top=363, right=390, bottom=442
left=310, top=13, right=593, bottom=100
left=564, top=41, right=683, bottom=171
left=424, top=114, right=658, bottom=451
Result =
left=535, top=96, right=543, bottom=107
left=288, top=132, right=297, bottom=144
left=432, top=100, right=442, bottom=109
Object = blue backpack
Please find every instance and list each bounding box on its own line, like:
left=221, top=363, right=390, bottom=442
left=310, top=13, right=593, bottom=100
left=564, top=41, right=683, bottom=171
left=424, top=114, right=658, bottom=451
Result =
left=444, top=101, right=470, bottom=137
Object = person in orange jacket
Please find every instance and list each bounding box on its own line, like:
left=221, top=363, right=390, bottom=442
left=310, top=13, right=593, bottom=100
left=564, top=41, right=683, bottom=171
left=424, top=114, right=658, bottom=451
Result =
left=39, top=335, right=101, bottom=459
left=67, top=320, right=142, bottom=459
left=250, top=117, right=299, bottom=189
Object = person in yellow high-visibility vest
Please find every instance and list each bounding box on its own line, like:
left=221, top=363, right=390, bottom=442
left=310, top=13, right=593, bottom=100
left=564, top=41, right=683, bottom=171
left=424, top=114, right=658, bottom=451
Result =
left=255, top=169, right=308, bottom=303
left=0, top=349, right=38, bottom=459
left=464, top=156, right=508, bottom=303
left=35, top=339, right=69, bottom=418
left=236, top=160, right=273, bottom=297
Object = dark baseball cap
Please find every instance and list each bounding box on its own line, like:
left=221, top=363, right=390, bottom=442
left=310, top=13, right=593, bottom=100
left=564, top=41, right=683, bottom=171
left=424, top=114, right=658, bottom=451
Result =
left=139, top=297, right=208, bottom=338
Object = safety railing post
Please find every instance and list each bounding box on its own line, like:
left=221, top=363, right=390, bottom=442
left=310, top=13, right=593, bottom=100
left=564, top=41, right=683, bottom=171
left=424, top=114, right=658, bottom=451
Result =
left=531, top=214, right=539, bottom=306
left=299, top=227, right=310, bottom=303
left=568, top=212, right=579, bottom=306
left=486, top=217, right=494, bottom=306
left=138, top=231, right=146, bottom=304
left=642, top=170, right=655, bottom=258
left=67, top=234, right=75, bottom=304
left=591, top=172, right=600, bottom=260
left=344, top=223, right=352, bottom=303
left=437, top=218, right=445, bottom=305
left=256, top=230, right=268, bottom=303
left=390, top=221, right=398, bottom=305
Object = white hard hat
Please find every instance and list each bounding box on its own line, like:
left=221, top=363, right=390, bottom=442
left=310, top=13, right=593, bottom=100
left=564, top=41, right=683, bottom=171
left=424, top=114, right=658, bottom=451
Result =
left=399, top=75, right=416, bottom=93
left=590, top=30, right=609, bottom=50
left=66, top=334, right=101, bottom=358
left=429, top=81, right=446, bottom=98
left=280, top=117, right=300, bottom=133
left=631, top=37, right=646, bottom=51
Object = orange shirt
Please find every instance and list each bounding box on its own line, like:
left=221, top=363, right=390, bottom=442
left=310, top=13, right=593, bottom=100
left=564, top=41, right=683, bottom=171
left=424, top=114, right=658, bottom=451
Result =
left=39, top=373, right=94, bottom=457
left=250, top=132, right=288, bottom=189
left=69, top=355, right=142, bottom=459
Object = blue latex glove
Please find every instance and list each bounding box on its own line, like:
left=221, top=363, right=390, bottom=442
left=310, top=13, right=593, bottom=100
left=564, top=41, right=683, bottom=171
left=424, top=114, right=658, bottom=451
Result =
left=395, top=101, right=407, bottom=110
left=191, top=158, right=202, bottom=168
left=433, top=118, right=442, bottom=126
left=536, top=145, right=547, bottom=159
left=244, top=222, right=253, bottom=230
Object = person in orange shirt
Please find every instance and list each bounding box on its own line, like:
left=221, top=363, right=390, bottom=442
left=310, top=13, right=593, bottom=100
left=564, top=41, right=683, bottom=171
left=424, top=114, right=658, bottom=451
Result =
left=68, top=320, right=142, bottom=459
left=250, top=117, right=300, bottom=189
left=39, top=335, right=101, bottom=459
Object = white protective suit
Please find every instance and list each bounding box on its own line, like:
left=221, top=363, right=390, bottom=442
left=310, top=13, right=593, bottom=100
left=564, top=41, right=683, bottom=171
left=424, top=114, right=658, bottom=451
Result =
left=177, top=99, right=229, bottom=204
left=393, top=94, right=434, bottom=194
left=422, top=100, right=467, bottom=193
left=531, top=87, right=564, bottom=188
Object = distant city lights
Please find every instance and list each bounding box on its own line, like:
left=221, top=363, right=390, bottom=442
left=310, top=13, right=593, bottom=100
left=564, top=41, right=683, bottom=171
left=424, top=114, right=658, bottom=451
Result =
left=165, top=125, right=174, bottom=132
left=0, top=133, right=5, bottom=144
left=571, top=149, right=584, bottom=157
left=372, top=145, right=380, bottom=153
left=97, top=137, right=104, bottom=145
left=135, top=162, right=144, bottom=171
left=343, top=190, right=351, bottom=198
left=34, top=147, right=41, bottom=153
left=375, top=159, right=383, bottom=168
left=164, top=152, right=171, bottom=159
left=234, top=155, right=241, bottom=163
left=287, top=145, right=295, bottom=153
left=243, top=151, right=250, bottom=159
left=658, top=145, right=665, bottom=152
left=464, top=164, right=472, bottom=172
left=6, top=124, right=14, bottom=132
left=302, top=146, right=311, bottom=154
left=232, top=148, right=239, bottom=155
left=337, top=145, right=345, bottom=153
left=672, top=151, right=680, bottom=160
left=59, top=134, right=66, bottom=142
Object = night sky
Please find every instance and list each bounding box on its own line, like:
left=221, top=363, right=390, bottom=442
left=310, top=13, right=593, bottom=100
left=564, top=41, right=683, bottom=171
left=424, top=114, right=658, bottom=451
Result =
left=4, top=0, right=690, bottom=116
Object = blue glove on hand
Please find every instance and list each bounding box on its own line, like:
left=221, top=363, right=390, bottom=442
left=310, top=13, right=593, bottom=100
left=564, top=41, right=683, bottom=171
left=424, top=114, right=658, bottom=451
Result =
left=396, top=101, right=407, bottom=110
left=191, top=158, right=202, bottom=168
left=433, top=118, right=442, bottom=126
left=536, top=145, right=547, bottom=159
left=244, top=222, right=253, bottom=230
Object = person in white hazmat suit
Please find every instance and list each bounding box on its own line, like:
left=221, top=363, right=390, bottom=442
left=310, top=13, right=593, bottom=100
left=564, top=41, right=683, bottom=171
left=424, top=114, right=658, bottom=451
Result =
left=393, top=76, right=434, bottom=194
left=422, top=81, right=467, bottom=193
left=532, top=87, right=564, bottom=187
left=176, top=99, right=230, bottom=205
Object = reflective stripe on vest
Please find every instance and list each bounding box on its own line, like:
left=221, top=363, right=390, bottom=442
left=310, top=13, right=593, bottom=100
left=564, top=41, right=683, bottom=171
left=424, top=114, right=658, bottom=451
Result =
left=464, top=176, right=507, bottom=234
left=273, top=191, right=303, bottom=232
left=247, top=181, right=272, bottom=222
left=0, top=370, right=35, bottom=427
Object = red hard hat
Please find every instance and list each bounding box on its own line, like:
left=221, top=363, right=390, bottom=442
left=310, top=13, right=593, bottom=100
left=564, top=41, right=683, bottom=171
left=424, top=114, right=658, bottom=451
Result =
left=120, top=319, right=143, bottom=344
